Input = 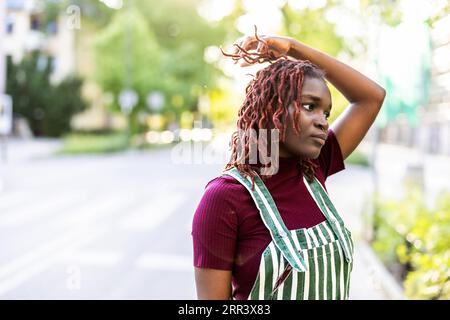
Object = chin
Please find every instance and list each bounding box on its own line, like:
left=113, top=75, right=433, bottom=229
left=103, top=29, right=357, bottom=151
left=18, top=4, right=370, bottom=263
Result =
left=294, top=152, right=320, bottom=160
left=299, top=146, right=322, bottom=159
left=284, top=144, right=322, bottom=159
left=307, top=152, right=321, bottom=159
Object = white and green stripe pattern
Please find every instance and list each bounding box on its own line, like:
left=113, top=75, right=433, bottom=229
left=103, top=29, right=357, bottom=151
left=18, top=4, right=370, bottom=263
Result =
left=248, top=221, right=354, bottom=300
left=224, top=168, right=308, bottom=272
left=223, top=168, right=354, bottom=300
left=303, top=176, right=353, bottom=263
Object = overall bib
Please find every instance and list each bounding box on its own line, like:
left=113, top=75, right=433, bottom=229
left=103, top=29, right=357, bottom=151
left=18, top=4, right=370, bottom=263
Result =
left=224, top=167, right=354, bottom=300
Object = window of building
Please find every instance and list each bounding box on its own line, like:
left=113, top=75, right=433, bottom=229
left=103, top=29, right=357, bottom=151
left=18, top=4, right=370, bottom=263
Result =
left=6, top=14, right=14, bottom=34
left=46, top=21, right=58, bottom=35
left=6, top=0, right=25, bottom=11
left=30, top=14, right=41, bottom=31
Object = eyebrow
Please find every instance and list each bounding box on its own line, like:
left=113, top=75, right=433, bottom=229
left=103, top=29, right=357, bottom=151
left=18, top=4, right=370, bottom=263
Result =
left=301, top=94, right=332, bottom=111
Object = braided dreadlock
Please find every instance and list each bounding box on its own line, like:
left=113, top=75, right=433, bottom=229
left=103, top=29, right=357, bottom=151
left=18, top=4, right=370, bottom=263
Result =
left=222, top=33, right=326, bottom=185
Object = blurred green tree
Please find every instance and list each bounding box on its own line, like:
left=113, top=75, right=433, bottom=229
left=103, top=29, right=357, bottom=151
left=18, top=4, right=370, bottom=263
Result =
left=91, top=0, right=230, bottom=133
left=93, top=7, right=163, bottom=134
left=6, top=53, right=87, bottom=137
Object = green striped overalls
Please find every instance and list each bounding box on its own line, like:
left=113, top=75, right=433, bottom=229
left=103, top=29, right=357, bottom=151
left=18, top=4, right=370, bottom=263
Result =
left=224, top=168, right=354, bottom=300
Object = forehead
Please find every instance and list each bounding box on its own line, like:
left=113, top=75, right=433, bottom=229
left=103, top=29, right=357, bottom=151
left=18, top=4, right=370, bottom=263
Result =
left=301, top=77, right=331, bottom=102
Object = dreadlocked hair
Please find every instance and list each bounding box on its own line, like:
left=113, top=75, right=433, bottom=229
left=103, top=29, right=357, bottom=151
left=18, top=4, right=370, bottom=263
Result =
left=222, top=32, right=325, bottom=187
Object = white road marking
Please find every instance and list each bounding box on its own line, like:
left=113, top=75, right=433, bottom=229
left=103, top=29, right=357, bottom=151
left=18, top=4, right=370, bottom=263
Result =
left=0, top=192, right=86, bottom=226
left=0, top=192, right=138, bottom=295
left=0, top=228, right=106, bottom=296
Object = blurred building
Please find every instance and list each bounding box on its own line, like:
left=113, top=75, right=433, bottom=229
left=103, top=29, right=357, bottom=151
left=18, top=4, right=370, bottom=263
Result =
left=3, top=0, right=75, bottom=83
left=422, top=14, right=450, bottom=155
left=380, top=14, right=450, bottom=156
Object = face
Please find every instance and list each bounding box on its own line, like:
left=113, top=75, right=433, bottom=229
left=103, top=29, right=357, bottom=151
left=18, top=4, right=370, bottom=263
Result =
left=279, top=76, right=332, bottom=159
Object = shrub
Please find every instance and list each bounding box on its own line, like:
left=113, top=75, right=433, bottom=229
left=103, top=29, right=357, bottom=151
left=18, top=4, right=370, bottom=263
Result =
left=58, top=132, right=129, bottom=155
left=345, top=149, right=369, bottom=166
left=372, top=187, right=450, bottom=299
left=6, top=52, right=87, bottom=137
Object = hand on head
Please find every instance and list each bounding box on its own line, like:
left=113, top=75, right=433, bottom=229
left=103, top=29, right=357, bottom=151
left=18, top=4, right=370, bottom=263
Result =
left=221, top=25, right=292, bottom=67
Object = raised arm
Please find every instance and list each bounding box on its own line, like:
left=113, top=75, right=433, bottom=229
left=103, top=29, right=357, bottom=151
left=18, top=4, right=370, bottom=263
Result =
left=287, top=38, right=386, bottom=159
left=234, top=35, right=386, bottom=160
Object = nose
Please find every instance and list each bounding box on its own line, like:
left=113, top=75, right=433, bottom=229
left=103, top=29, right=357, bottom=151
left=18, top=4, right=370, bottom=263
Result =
left=314, top=113, right=329, bottom=132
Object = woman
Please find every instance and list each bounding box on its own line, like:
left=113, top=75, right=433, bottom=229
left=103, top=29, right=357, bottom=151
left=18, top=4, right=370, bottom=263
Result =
left=192, top=31, right=386, bottom=300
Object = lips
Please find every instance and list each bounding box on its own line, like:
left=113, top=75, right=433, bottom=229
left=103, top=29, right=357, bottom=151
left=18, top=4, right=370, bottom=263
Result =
left=310, top=133, right=327, bottom=141
left=310, top=133, right=327, bottom=145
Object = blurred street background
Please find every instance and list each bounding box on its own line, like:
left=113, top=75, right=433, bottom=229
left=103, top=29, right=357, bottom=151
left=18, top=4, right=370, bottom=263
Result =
left=0, top=0, right=449, bottom=299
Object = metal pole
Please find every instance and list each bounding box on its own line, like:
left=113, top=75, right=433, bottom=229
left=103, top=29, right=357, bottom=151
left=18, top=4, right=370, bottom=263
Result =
left=0, top=0, right=6, bottom=192
left=124, top=0, right=133, bottom=142
left=0, top=0, right=5, bottom=94
left=0, top=0, right=8, bottom=163
left=366, top=13, right=382, bottom=243
left=369, top=125, right=380, bottom=242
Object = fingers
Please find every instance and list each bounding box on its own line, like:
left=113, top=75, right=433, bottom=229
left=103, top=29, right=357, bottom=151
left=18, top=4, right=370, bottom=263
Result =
left=256, top=41, right=265, bottom=55
left=229, top=33, right=272, bottom=67
left=232, top=36, right=259, bottom=55
left=243, top=36, right=259, bottom=51
left=232, top=37, right=245, bottom=55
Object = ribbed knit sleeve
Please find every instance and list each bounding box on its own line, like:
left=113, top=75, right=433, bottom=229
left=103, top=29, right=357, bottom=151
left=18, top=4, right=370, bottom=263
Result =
left=191, top=177, right=238, bottom=270
left=315, top=128, right=346, bottom=179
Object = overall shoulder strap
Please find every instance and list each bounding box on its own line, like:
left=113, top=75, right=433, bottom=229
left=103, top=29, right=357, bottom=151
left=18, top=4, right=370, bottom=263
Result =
left=223, top=167, right=308, bottom=272
left=303, top=176, right=353, bottom=263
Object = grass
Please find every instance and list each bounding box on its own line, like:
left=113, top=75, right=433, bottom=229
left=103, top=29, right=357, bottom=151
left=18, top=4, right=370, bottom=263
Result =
left=57, top=132, right=130, bottom=155
left=344, top=149, right=370, bottom=167
left=57, top=132, right=173, bottom=155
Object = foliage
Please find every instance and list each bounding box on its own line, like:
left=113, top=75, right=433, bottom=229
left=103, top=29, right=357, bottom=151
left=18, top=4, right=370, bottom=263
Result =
left=93, top=7, right=163, bottom=134
left=6, top=53, right=87, bottom=137
left=281, top=2, right=345, bottom=56
left=58, top=132, right=129, bottom=154
left=359, top=0, right=450, bottom=28
left=372, top=186, right=450, bottom=299
left=207, top=87, right=242, bottom=129
left=42, top=0, right=115, bottom=29
left=91, top=0, right=229, bottom=133
left=344, top=149, right=369, bottom=167
left=425, top=2, right=450, bottom=27
left=359, top=0, right=403, bottom=26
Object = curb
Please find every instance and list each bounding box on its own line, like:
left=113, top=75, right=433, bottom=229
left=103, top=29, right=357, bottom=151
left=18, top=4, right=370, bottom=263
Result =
left=359, top=241, right=406, bottom=300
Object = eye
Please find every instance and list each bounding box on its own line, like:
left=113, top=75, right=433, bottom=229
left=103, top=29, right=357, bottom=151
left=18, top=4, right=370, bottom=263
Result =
left=324, top=111, right=331, bottom=119
left=301, top=103, right=315, bottom=111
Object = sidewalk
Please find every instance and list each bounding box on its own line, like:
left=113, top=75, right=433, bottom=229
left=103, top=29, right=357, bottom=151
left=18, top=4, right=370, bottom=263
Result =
left=0, top=137, right=61, bottom=163
left=327, top=165, right=405, bottom=300
left=0, top=138, right=62, bottom=193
